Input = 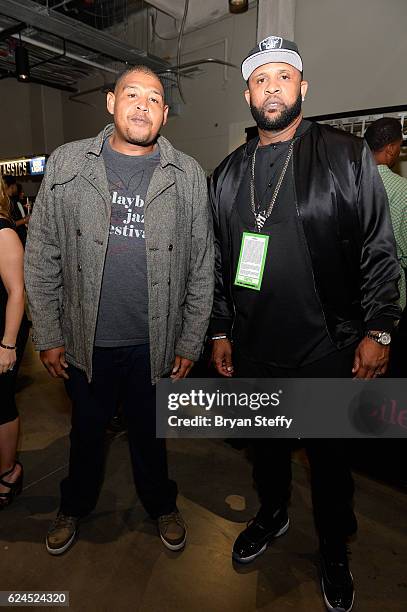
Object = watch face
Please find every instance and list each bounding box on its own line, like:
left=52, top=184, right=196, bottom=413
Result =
left=380, top=332, right=391, bottom=345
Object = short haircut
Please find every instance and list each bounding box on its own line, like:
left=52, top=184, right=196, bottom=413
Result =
left=2, top=174, right=16, bottom=187
left=364, top=117, right=403, bottom=152
left=113, top=64, right=164, bottom=97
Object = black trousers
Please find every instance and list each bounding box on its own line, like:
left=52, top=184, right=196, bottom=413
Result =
left=234, top=344, right=358, bottom=542
left=60, top=344, right=177, bottom=519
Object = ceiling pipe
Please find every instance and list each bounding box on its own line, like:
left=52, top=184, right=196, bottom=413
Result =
left=15, top=33, right=120, bottom=75
left=0, top=0, right=168, bottom=70
left=0, top=22, right=26, bottom=42
left=0, top=28, right=120, bottom=75
left=157, top=58, right=237, bottom=74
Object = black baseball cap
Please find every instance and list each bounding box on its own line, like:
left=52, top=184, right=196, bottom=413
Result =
left=241, top=35, right=303, bottom=81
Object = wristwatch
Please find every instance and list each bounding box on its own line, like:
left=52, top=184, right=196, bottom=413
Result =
left=366, top=331, right=391, bottom=346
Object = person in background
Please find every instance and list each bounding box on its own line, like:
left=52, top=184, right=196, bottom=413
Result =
left=365, top=117, right=407, bottom=376
left=209, top=35, right=401, bottom=612
left=0, top=175, right=25, bottom=509
left=3, top=176, right=29, bottom=247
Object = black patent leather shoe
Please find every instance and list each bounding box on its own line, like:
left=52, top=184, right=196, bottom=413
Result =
left=233, top=509, right=289, bottom=564
left=320, top=540, right=354, bottom=612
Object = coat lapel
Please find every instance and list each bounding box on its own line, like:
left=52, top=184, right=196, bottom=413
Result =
left=145, top=165, right=175, bottom=209
left=79, top=154, right=111, bottom=222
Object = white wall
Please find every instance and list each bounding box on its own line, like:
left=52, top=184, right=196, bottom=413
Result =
left=60, top=7, right=258, bottom=174
left=0, top=79, right=66, bottom=159
left=295, top=0, right=407, bottom=116
left=152, top=7, right=258, bottom=174
left=0, top=79, right=34, bottom=159
left=58, top=0, right=407, bottom=177
left=295, top=0, right=407, bottom=177
left=2, top=1, right=405, bottom=182
left=151, top=0, right=407, bottom=173
left=62, top=75, right=111, bottom=143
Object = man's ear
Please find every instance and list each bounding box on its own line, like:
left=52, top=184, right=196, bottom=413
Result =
left=389, top=141, right=400, bottom=156
left=106, top=91, right=115, bottom=116
left=162, top=105, right=169, bottom=127
left=386, top=142, right=394, bottom=156
left=300, top=80, right=308, bottom=100
left=244, top=88, right=251, bottom=107
left=387, top=141, right=401, bottom=165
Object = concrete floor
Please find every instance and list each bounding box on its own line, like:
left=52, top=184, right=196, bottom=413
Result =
left=1, top=340, right=407, bottom=612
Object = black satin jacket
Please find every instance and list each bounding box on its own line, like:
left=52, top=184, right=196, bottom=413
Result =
left=209, top=121, right=401, bottom=347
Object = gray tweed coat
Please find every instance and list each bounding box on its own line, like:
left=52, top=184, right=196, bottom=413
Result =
left=25, top=124, right=214, bottom=383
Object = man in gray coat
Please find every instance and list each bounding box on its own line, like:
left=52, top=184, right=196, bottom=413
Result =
left=25, top=65, right=214, bottom=555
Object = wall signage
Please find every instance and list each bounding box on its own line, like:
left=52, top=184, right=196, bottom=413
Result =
left=0, top=155, right=47, bottom=177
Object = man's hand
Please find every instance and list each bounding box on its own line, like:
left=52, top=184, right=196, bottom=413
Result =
left=352, top=336, right=390, bottom=379
left=212, top=338, right=234, bottom=377
left=40, top=346, right=69, bottom=379
left=171, top=355, right=194, bottom=379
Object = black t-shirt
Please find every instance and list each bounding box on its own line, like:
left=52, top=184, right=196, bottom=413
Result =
left=231, top=120, right=335, bottom=367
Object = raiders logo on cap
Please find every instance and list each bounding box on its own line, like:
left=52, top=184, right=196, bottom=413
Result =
left=241, top=35, right=303, bottom=81
left=259, top=36, right=283, bottom=51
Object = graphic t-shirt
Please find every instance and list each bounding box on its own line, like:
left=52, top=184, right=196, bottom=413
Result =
left=94, top=139, right=160, bottom=347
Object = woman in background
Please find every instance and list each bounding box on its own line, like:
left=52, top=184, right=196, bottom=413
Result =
left=0, top=175, right=25, bottom=508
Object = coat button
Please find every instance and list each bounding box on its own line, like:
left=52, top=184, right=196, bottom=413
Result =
left=77, top=264, right=82, bottom=272
left=168, top=244, right=173, bottom=251
left=76, top=229, right=82, bottom=236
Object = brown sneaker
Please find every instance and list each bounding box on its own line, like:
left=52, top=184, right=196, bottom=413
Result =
left=46, top=512, right=79, bottom=555
left=157, top=511, right=187, bottom=551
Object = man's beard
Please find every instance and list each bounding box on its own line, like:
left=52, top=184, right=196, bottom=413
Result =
left=250, top=92, right=302, bottom=131
left=124, top=128, right=154, bottom=147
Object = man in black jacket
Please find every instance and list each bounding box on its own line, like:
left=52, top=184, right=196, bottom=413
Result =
left=210, top=36, right=400, bottom=612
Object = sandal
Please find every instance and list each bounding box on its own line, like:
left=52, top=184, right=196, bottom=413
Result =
left=0, top=461, right=23, bottom=509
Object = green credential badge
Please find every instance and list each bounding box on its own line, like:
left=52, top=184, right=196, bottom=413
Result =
left=234, top=231, right=269, bottom=290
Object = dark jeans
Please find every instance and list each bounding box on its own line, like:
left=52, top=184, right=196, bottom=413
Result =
left=234, top=344, right=358, bottom=542
left=60, top=344, right=177, bottom=519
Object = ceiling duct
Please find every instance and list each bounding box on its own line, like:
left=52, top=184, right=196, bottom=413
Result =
left=0, top=0, right=169, bottom=70
left=0, top=1, right=239, bottom=99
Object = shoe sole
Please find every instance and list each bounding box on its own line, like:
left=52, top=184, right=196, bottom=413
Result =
left=232, top=518, right=290, bottom=564
left=160, top=530, right=187, bottom=552
left=46, top=530, right=77, bottom=556
left=321, top=573, right=354, bottom=612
